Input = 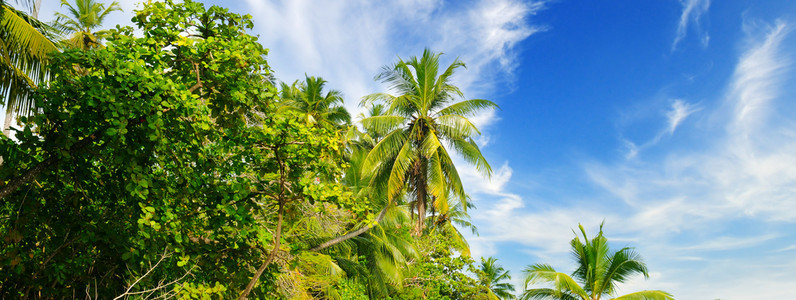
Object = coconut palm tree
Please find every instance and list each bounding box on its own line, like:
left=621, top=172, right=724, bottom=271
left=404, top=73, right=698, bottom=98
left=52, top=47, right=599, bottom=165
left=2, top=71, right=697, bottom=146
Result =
left=278, top=75, right=351, bottom=129
left=360, top=48, right=497, bottom=234
left=52, top=0, right=120, bottom=50
left=0, top=0, right=58, bottom=137
left=478, top=257, right=515, bottom=300
left=520, top=223, right=674, bottom=300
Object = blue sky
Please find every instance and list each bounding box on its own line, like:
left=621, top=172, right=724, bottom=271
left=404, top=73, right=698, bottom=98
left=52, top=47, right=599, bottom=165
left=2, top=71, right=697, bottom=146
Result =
left=29, top=0, right=796, bottom=298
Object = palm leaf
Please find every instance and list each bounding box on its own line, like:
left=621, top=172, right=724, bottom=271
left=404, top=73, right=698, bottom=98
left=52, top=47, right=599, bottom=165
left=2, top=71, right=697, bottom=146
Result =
left=360, top=115, right=406, bottom=137
left=385, top=128, right=417, bottom=200
left=449, top=136, right=493, bottom=176
left=435, top=114, right=481, bottom=139
left=0, top=4, right=57, bottom=125
left=436, top=99, right=499, bottom=117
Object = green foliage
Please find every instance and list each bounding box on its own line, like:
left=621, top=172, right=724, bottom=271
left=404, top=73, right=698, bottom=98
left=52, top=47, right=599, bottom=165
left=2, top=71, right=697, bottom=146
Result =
left=0, top=1, right=503, bottom=299
left=0, top=0, right=351, bottom=298
left=391, top=230, right=492, bottom=300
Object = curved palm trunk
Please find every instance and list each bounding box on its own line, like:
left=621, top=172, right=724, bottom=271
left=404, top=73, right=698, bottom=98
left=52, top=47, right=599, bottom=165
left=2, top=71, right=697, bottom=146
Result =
left=309, top=203, right=389, bottom=251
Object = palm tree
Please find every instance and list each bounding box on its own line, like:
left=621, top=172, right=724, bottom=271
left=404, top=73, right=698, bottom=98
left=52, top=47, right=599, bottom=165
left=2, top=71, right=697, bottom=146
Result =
left=427, top=195, right=477, bottom=256
left=478, top=257, right=515, bottom=300
left=520, top=223, right=674, bottom=300
left=360, top=48, right=497, bottom=234
left=0, top=0, right=58, bottom=137
left=52, top=0, right=120, bottom=50
left=278, top=75, right=351, bottom=129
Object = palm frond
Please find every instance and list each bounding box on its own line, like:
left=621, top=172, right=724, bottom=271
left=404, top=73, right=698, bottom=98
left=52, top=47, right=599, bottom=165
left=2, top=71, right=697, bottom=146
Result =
left=599, top=247, right=649, bottom=295
left=360, top=115, right=406, bottom=137
left=385, top=127, right=417, bottom=200
left=0, top=4, right=57, bottom=123
left=449, top=136, right=493, bottom=177
left=436, top=99, right=499, bottom=117
left=435, top=114, right=481, bottom=139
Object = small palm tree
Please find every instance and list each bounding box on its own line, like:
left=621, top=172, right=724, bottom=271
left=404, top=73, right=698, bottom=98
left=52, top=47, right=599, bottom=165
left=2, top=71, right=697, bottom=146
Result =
left=52, top=0, right=120, bottom=50
left=278, top=75, right=351, bottom=129
left=478, top=257, right=516, bottom=300
left=427, top=195, right=477, bottom=256
left=360, top=49, right=497, bottom=234
left=521, top=223, right=674, bottom=300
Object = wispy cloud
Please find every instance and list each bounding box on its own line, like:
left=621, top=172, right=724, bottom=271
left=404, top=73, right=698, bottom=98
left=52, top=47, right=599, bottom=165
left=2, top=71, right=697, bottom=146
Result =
left=731, top=21, right=791, bottom=132
left=682, top=234, right=778, bottom=251
left=667, top=99, right=700, bottom=134
left=672, top=0, right=711, bottom=51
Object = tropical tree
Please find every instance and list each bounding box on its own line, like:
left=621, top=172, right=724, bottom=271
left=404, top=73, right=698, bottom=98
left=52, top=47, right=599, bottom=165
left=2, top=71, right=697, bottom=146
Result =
left=478, top=257, right=515, bottom=300
left=520, top=223, right=674, bottom=300
left=52, top=0, right=121, bottom=50
left=0, top=0, right=58, bottom=136
left=279, top=75, right=351, bottom=129
left=360, top=48, right=497, bottom=234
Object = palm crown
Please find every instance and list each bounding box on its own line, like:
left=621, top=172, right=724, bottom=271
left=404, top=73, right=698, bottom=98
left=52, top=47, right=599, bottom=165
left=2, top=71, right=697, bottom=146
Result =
left=360, top=48, right=497, bottom=234
left=53, top=0, right=121, bottom=49
left=478, top=257, right=516, bottom=300
left=521, top=223, right=674, bottom=300
left=278, top=75, right=351, bottom=129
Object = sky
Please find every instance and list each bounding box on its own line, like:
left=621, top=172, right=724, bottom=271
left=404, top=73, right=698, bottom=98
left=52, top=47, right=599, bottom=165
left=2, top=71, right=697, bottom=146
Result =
left=26, top=0, right=796, bottom=299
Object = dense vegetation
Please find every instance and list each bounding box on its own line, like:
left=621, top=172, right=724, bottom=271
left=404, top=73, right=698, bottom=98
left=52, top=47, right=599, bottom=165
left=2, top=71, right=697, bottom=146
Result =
left=0, top=1, right=673, bottom=299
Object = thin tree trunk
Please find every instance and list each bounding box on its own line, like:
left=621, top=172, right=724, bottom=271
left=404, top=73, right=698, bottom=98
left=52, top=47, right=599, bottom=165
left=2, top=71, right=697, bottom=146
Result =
left=309, top=204, right=389, bottom=252
left=238, top=202, right=283, bottom=300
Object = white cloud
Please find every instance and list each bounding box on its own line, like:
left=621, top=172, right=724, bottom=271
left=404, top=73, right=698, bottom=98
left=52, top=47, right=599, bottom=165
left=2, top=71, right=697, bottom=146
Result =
left=672, top=0, right=711, bottom=51
left=731, top=21, right=791, bottom=133
left=666, top=99, right=700, bottom=134
left=617, top=99, right=700, bottom=159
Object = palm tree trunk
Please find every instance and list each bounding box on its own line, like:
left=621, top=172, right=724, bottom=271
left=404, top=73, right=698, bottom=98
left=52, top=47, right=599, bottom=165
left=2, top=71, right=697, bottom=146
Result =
left=32, top=0, right=41, bottom=18
left=3, top=106, right=14, bottom=137
left=414, top=157, right=427, bottom=235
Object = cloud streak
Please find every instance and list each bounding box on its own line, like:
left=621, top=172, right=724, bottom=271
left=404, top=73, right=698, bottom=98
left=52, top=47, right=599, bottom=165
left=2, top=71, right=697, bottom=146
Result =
left=672, top=0, right=711, bottom=51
